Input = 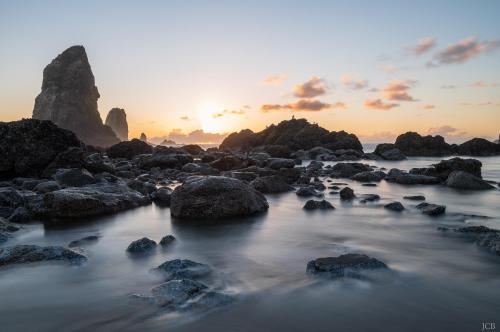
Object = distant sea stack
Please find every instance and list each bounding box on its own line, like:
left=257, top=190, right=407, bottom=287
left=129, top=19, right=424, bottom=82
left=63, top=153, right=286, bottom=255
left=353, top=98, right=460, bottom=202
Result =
left=140, top=133, right=148, bottom=142
left=32, top=45, right=120, bottom=148
left=105, top=108, right=128, bottom=141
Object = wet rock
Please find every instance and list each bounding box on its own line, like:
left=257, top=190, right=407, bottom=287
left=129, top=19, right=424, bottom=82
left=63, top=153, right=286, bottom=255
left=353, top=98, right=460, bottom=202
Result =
left=151, top=279, right=207, bottom=307
left=152, top=187, right=172, bottom=206
left=181, top=163, right=219, bottom=175
left=68, top=235, right=100, bottom=247
left=303, top=200, right=335, bottom=210
left=403, top=195, right=425, bottom=201
left=373, top=144, right=406, bottom=160
left=33, top=46, right=120, bottom=147
left=105, top=108, right=128, bottom=141
left=209, top=155, right=244, bottom=171
left=170, top=176, right=268, bottom=220
left=126, top=237, right=157, bottom=254
left=159, top=235, right=176, bottom=247
left=307, top=253, right=388, bottom=279
left=53, top=168, right=96, bottom=187
left=127, top=179, right=156, bottom=195
left=266, top=158, right=296, bottom=170
left=456, top=138, right=500, bottom=156
left=329, top=163, right=372, bottom=178
left=385, top=169, right=440, bottom=185
left=152, top=259, right=211, bottom=281
left=296, top=186, right=323, bottom=197
left=0, top=245, right=87, bottom=267
left=0, top=119, right=83, bottom=178
left=107, top=139, right=153, bottom=159
left=359, top=194, right=380, bottom=203
left=8, top=207, right=31, bottom=223
left=251, top=176, right=294, bottom=194
left=339, top=187, right=355, bottom=200
left=416, top=202, right=446, bottom=216
left=445, top=171, right=494, bottom=190
left=384, top=202, right=405, bottom=211
left=351, top=171, right=386, bottom=182
left=0, top=187, right=24, bottom=208
left=0, top=217, right=20, bottom=233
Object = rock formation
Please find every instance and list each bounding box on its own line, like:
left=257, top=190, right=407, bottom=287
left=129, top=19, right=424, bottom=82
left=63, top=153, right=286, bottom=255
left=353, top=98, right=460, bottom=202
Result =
left=393, top=132, right=455, bottom=157
left=140, top=133, right=148, bottom=142
left=105, top=108, right=128, bottom=141
left=32, top=45, right=120, bottom=147
left=220, top=118, right=362, bottom=153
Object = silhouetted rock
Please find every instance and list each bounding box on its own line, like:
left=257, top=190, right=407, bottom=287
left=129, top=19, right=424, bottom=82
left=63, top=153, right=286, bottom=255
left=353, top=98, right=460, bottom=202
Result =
left=170, top=176, right=269, bottom=219
left=105, top=108, right=128, bottom=141
left=410, top=157, right=482, bottom=181
left=384, top=202, right=405, bottom=211
left=339, top=187, right=355, bottom=200
left=209, top=155, right=244, bottom=171
left=394, top=132, right=454, bottom=157
left=32, top=46, right=119, bottom=147
left=252, top=145, right=293, bottom=158
left=307, top=254, right=388, bottom=279
left=373, top=143, right=406, bottom=160
left=0, top=119, right=83, bottom=178
left=180, top=144, right=205, bottom=155
left=456, top=138, right=500, bottom=156
left=140, top=133, right=147, bottom=142
left=107, top=139, right=153, bottom=159
left=445, top=171, right=494, bottom=190
left=220, top=118, right=363, bottom=152
left=0, top=245, right=87, bottom=267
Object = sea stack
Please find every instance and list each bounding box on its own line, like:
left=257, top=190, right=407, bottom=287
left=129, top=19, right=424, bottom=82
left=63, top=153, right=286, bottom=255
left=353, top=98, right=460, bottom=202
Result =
left=140, top=133, right=148, bottom=142
left=105, top=108, right=128, bottom=141
left=32, top=45, right=120, bottom=147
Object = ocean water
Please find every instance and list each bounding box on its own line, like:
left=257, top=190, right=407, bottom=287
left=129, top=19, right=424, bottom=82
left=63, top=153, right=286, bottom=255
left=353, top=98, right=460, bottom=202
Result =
left=0, top=156, right=499, bottom=332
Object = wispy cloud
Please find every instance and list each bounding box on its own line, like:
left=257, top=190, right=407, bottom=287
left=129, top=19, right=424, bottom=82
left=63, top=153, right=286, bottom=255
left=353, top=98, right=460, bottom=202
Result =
left=364, top=99, right=399, bottom=110
left=410, top=37, right=436, bottom=55
left=469, top=81, right=498, bottom=88
left=293, top=76, right=328, bottom=98
left=441, top=85, right=457, bottom=89
left=358, top=131, right=398, bottom=143
left=260, top=74, right=287, bottom=86
left=341, top=74, right=368, bottom=90
left=211, top=108, right=246, bottom=118
left=382, top=80, right=417, bottom=101
left=179, top=116, right=190, bottom=121
left=428, top=37, right=500, bottom=67
left=427, top=125, right=467, bottom=138
left=261, top=99, right=345, bottom=113
left=419, top=104, right=435, bottom=110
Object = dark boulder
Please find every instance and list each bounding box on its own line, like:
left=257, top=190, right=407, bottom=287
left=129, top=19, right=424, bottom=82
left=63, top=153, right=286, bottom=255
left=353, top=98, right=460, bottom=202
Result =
left=306, top=253, right=388, bottom=279
left=107, top=139, right=153, bottom=159
left=53, top=168, right=96, bottom=187
left=456, top=138, right=500, bottom=156
left=152, top=187, right=173, bottom=206
left=329, top=163, right=372, bottom=178
left=303, top=199, right=335, bottom=210
left=209, top=155, right=244, bottom=171
left=126, top=237, right=157, bottom=254
left=384, top=202, right=405, bottom=211
left=0, top=245, right=87, bottom=267
left=339, top=187, right=355, bottom=200
left=266, top=158, right=296, bottom=170
left=351, top=171, right=386, bottom=182
left=180, top=144, right=205, bottom=156
left=385, top=169, right=440, bottom=185
left=403, top=195, right=425, bottom=201
left=296, top=186, right=323, bottom=197
left=151, top=279, right=207, bottom=307
left=250, top=176, right=294, bottom=194
left=159, top=235, right=176, bottom=247
left=416, top=202, right=446, bottom=216
left=394, top=132, right=455, bottom=156
left=373, top=143, right=406, bottom=160
left=445, top=171, right=494, bottom=190
left=152, top=259, right=211, bottom=281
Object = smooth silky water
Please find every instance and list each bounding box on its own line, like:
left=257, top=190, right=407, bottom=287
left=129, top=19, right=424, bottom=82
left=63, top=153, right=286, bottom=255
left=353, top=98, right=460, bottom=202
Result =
left=1, top=156, right=499, bottom=332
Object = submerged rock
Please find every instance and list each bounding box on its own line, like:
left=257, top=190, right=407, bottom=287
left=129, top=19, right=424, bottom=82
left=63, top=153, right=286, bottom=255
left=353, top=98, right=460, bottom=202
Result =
left=445, top=171, right=494, bottom=190
left=416, top=202, right=446, bottom=216
left=384, top=202, right=405, bottom=211
left=0, top=245, right=87, bottom=267
left=126, top=237, right=157, bottom=254
left=159, top=235, right=176, bottom=247
left=170, top=176, right=268, bottom=220
left=307, top=254, right=388, bottom=279
left=151, top=279, right=207, bottom=307
left=68, top=235, right=100, bottom=248
left=152, top=259, right=212, bottom=281
left=303, top=200, right=335, bottom=210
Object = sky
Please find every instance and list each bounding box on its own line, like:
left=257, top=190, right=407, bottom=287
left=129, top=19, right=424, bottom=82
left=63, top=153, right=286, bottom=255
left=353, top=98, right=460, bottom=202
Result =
left=0, top=0, right=499, bottom=143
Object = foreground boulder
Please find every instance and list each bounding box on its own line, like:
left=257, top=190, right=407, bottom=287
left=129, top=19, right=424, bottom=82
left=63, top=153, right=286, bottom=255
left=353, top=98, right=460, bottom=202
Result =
left=0, top=245, right=87, bottom=267
left=107, top=139, right=153, bottom=159
left=445, top=171, right=494, bottom=190
left=307, top=254, right=388, bottom=279
left=170, top=176, right=268, bottom=220
left=105, top=108, right=128, bottom=141
left=32, top=45, right=120, bottom=147
left=0, top=119, right=83, bottom=178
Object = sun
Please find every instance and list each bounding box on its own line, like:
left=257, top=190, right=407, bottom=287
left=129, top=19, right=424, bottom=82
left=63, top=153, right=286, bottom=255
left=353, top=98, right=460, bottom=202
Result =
left=198, top=103, right=225, bottom=133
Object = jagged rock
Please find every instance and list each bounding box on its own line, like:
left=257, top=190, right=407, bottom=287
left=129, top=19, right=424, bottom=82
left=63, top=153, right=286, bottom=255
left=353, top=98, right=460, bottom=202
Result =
left=445, top=171, right=494, bottom=190
left=105, top=108, right=128, bottom=141
left=394, top=132, right=454, bottom=156
left=126, top=237, right=157, bottom=254
left=53, top=168, right=96, bottom=187
left=384, top=202, right=405, bottom=211
left=0, top=119, right=83, bottom=178
left=159, top=235, right=176, bottom=247
left=152, top=187, right=172, bottom=206
left=303, top=199, right=335, bottom=210
left=306, top=254, right=388, bottom=279
left=151, top=279, right=207, bottom=307
left=373, top=144, right=406, bottom=160
left=32, top=46, right=119, bottom=147
left=220, top=118, right=363, bottom=152
left=68, top=235, right=100, bottom=247
left=107, top=139, right=153, bottom=159
left=339, top=187, right=355, bottom=200
left=456, top=138, right=500, bottom=156
left=251, top=176, right=294, bottom=194
left=152, top=259, right=211, bottom=281
left=170, top=176, right=268, bottom=220
left=0, top=245, right=87, bottom=267
left=351, top=171, right=386, bottom=182
left=416, top=202, right=446, bottom=216
left=329, top=163, right=372, bottom=178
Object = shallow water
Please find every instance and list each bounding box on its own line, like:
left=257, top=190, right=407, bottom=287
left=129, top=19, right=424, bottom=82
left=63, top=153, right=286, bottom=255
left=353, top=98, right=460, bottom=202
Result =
left=1, top=156, right=499, bottom=332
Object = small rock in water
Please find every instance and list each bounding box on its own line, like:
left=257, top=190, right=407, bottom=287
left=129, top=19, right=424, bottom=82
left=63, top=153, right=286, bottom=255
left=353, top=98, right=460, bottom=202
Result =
left=126, top=237, right=157, bottom=254
left=0, top=245, right=87, bottom=267
left=68, top=235, right=100, bottom=247
left=416, top=202, right=446, bottom=216
left=151, top=279, right=207, bottom=307
left=362, top=183, right=377, bottom=187
left=339, top=187, right=355, bottom=200
left=384, top=202, right=405, bottom=212
left=403, top=195, right=425, bottom=201
left=159, top=235, right=176, bottom=247
left=307, top=253, right=388, bottom=279
left=359, top=194, right=380, bottom=203
left=152, top=259, right=212, bottom=281
left=303, top=200, right=335, bottom=210
left=296, top=186, right=323, bottom=198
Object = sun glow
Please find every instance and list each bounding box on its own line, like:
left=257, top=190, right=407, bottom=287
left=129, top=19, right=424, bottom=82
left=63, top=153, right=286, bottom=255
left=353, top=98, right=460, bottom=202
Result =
left=198, top=103, right=226, bottom=133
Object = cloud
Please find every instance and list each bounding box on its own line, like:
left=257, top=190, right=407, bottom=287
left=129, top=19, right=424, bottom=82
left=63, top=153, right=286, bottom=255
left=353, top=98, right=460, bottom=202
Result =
left=441, top=85, right=457, bottom=89
left=358, top=131, right=398, bottom=143
left=164, top=129, right=228, bottom=144
left=341, top=74, right=368, bottom=90
left=382, top=80, right=417, bottom=101
left=364, top=99, right=399, bottom=110
left=428, top=37, right=500, bottom=67
left=380, top=64, right=398, bottom=73
left=179, top=116, right=190, bottom=121
left=293, top=76, right=328, bottom=98
left=260, top=75, right=287, bottom=86
left=367, top=87, right=379, bottom=92
left=427, top=125, right=467, bottom=138
left=261, top=99, right=345, bottom=113
left=410, top=37, right=436, bottom=55
left=211, top=108, right=246, bottom=118
left=469, top=81, right=498, bottom=88
left=419, top=104, right=435, bottom=110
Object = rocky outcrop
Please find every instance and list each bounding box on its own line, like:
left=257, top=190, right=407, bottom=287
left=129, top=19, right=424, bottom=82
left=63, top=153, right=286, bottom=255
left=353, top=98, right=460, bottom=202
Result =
left=0, top=119, right=83, bottom=178
left=394, top=132, right=455, bottom=157
left=170, top=176, right=269, bottom=220
left=372, top=143, right=406, bottom=160
left=106, top=139, right=153, bottom=159
left=409, top=157, right=482, bottom=181
left=456, top=138, right=500, bottom=156
left=220, top=118, right=363, bottom=152
left=0, top=245, right=87, bottom=267
left=445, top=171, right=494, bottom=190
left=140, top=133, right=147, bottom=142
left=105, top=108, right=128, bottom=141
left=32, top=45, right=120, bottom=147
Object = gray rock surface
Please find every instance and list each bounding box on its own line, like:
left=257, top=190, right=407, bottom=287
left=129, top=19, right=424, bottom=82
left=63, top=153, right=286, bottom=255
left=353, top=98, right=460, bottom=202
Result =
left=152, top=259, right=212, bottom=281
left=445, top=171, right=494, bottom=190
left=126, top=237, right=157, bottom=254
left=0, top=245, right=87, bottom=267
left=303, top=199, right=335, bottom=210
